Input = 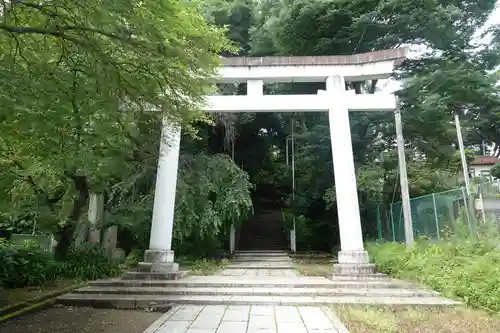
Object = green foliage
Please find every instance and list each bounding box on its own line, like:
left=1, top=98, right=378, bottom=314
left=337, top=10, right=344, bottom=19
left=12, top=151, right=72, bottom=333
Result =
left=58, top=244, right=123, bottom=281
left=490, top=164, right=500, bottom=180
left=198, top=0, right=254, bottom=55
left=0, top=241, right=122, bottom=289
left=0, top=241, right=58, bottom=288
left=0, top=0, right=233, bottom=257
left=173, top=153, right=253, bottom=256
left=368, top=239, right=500, bottom=312
left=188, top=258, right=230, bottom=276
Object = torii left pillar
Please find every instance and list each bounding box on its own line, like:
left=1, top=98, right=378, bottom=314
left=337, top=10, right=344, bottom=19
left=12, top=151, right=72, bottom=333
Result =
left=137, top=115, right=183, bottom=279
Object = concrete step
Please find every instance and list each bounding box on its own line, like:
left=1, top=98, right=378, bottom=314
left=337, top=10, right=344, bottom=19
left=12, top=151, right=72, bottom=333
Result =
left=236, top=249, right=287, bottom=254
left=88, top=279, right=417, bottom=290
left=224, top=265, right=295, bottom=270
left=231, top=257, right=292, bottom=262
left=74, top=286, right=438, bottom=297
left=234, top=252, right=290, bottom=257
left=328, top=273, right=392, bottom=281
left=122, top=271, right=187, bottom=280
left=57, top=293, right=460, bottom=309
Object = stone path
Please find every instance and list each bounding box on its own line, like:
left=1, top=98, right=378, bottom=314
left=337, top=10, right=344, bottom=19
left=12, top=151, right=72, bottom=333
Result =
left=59, top=250, right=459, bottom=308
left=146, top=304, right=348, bottom=333
left=57, top=249, right=460, bottom=333
left=219, top=251, right=298, bottom=277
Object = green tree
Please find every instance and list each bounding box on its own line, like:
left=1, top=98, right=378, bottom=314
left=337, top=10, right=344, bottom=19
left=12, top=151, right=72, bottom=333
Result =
left=228, top=0, right=499, bottom=246
left=491, top=163, right=500, bottom=180
left=0, top=0, right=232, bottom=257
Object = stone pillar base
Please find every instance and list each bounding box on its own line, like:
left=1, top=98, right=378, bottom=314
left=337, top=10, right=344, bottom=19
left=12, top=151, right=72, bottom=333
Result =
left=129, top=249, right=183, bottom=280
left=337, top=250, right=369, bottom=264
left=331, top=263, right=376, bottom=275
left=327, top=250, right=376, bottom=279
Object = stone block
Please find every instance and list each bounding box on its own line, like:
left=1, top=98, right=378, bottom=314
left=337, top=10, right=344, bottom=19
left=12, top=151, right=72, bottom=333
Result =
left=190, top=313, right=223, bottom=329
left=337, top=250, right=370, bottom=264
left=169, top=307, right=203, bottom=321
left=248, top=315, right=276, bottom=330
left=199, top=305, right=227, bottom=315
left=156, top=321, right=191, bottom=333
left=137, top=261, right=179, bottom=273
left=246, top=330, right=276, bottom=333
left=185, top=329, right=216, bottom=333
left=217, top=321, right=247, bottom=333
left=144, top=249, right=175, bottom=263
left=111, top=248, right=126, bottom=261
left=330, top=263, right=376, bottom=275
left=122, top=271, right=186, bottom=280
left=222, top=309, right=249, bottom=322
left=277, top=322, right=307, bottom=333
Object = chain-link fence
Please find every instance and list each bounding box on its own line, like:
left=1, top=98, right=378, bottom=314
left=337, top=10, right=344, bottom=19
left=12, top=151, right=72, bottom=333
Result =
left=476, top=182, right=500, bottom=229
left=376, top=187, right=471, bottom=242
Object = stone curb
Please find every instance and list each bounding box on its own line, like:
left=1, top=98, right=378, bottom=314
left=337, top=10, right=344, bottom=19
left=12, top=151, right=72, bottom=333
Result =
left=322, top=307, right=350, bottom=333
left=142, top=305, right=180, bottom=333
left=57, top=294, right=461, bottom=308
left=0, top=282, right=88, bottom=323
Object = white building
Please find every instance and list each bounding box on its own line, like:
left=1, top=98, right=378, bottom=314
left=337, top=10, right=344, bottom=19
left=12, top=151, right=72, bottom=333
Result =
left=469, top=155, right=500, bottom=181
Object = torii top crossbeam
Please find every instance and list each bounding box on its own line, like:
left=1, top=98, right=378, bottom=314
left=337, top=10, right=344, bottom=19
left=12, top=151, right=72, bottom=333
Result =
left=206, top=48, right=408, bottom=113
left=217, top=48, right=407, bottom=82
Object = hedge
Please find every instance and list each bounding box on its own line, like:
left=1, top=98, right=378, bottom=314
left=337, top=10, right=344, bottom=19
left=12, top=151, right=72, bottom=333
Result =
left=367, top=240, right=500, bottom=312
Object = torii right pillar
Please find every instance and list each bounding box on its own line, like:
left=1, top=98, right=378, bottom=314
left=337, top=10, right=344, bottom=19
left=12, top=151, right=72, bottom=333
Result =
left=326, top=75, right=376, bottom=277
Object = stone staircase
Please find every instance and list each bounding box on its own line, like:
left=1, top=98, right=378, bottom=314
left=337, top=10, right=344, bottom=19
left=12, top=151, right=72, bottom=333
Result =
left=56, top=250, right=460, bottom=309
left=237, top=209, right=288, bottom=251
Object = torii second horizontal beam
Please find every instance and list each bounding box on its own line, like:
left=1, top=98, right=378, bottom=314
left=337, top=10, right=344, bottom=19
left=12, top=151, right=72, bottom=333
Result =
left=204, top=94, right=396, bottom=113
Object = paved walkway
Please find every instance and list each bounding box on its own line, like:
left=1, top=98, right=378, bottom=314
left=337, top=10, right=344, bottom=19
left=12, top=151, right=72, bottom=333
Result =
left=146, top=305, right=348, bottom=333
left=144, top=251, right=348, bottom=332
left=56, top=250, right=457, bottom=332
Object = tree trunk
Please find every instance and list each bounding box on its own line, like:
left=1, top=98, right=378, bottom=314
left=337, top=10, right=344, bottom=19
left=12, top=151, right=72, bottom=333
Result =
left=54, top=174, right=89, bottom=259
left=54, top=224, right=76, bottom=259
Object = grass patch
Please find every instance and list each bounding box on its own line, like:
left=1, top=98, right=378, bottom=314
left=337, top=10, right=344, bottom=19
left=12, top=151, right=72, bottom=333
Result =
left=293, top=255, right=332, bottom=276
left=335, top=305, right=500, bottom=333
left=178, top=257, right=230, bottom=276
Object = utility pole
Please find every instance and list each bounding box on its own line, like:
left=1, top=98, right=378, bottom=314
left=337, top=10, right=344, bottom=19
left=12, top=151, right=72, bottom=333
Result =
left=454, top=112, right=476, bottom=237
left=394, top=107, right=414, bottom=247
left=454, top=113, right=471, bottom=195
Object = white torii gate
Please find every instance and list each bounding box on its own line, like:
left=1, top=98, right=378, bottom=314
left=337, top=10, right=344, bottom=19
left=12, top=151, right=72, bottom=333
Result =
left=140, top=48, right=408, bottom=277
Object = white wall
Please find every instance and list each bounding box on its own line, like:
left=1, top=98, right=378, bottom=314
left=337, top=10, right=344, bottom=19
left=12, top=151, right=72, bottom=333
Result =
left=470, top=165, right=494, bottom=180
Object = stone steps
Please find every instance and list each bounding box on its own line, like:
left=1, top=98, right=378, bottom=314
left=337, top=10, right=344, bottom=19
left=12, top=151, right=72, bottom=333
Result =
left=234, top=251, right=289, bottom=258
left=56, top=248, right=460, bottom=310
left=328, top=273, right=393, bottom=281
left=224, top=265, right=295, bottom=270
left=231, top=258, right=292, bottom=262
left=236, top=250, right=287, bottom=253
left=121, top=271, right=188, bottom=280
left=74, top=286, right=437, bottom=297
left=88, top=279, right=415, bottom=289
left=57, top=293, right=459, bottom=309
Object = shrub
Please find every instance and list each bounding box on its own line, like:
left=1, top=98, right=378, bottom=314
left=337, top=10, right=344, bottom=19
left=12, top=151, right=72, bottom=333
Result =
left=367, top=240, right=500, bottom=312
left=56, top=244, right=123, bottom=281
left=0, top=240, right=58, bottom=288
left=0, top=241, right=124, bottom=288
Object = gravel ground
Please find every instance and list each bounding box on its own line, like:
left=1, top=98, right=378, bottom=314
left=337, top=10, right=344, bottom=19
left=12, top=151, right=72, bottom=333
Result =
left=0, top=305, right=162, bottom=333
